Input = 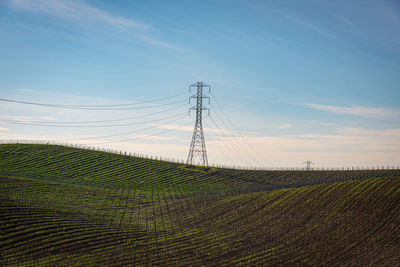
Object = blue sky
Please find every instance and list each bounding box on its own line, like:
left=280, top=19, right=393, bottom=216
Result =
left=0, top=0, right=399, bottom=167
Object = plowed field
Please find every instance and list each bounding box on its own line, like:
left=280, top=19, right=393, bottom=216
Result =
left=1, top=144, right=399, bottom=266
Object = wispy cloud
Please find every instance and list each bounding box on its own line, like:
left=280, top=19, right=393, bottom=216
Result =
left=0, top=115, right=56, bottom=123
left=286, top=16, right=337, bottom=41
left=286, top=127, right=400, bottom=152
left=275, top=124, right=293, bottom=129
left=9, top=0, right=149, bottom=31
left=337, top=15, right=356, bottom=29
left=137, top=34, right=181, bottom=50
left=217, top=127, right=400, bottom=166
left=305, top=103, right=400, bottom=120
left=8, top=0, right=181, bottom=49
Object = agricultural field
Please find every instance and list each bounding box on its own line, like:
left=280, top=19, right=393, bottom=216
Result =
left=1, top=144, right=400, bottom=266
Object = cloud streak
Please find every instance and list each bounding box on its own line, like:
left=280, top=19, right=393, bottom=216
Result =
left=275, top=124, right=293, bottom=129
left=305, top=103, right=400, bottom=120
left=285, top=16, right=338, bottom=41
left=8, top=0, right=181, bottom=49
left=9, top=0, right=149, bottom=31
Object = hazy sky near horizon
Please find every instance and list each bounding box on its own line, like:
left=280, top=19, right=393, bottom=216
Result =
left=1, top=0, right=400, bottom=167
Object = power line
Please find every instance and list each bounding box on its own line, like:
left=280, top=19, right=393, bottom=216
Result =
left=0, top=102, right=187, bottom=124
left=205, top=117, right=254, bottom=167
left=0, top=112, right=186, bottom=128
left=0, top=96, right=187, bottom=110
left=79, top=121, right=192, bottom=146
left=209, top=112, right=264, bottom=167
left=206, top=95, right=262, bottom=166
left=57, top=114, right=189, bottom=141
left=0, top=91, right=187, bottom=108
left=210, top=92, right=273, bottom=167
left=203, top=130, right=243, bottom=168
left=3, top=85, right=273, bottom=169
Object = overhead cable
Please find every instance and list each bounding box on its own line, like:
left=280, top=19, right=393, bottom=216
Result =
left=205, top=118, right=254, bottom=167
left=0, top=93, right=187, bottom=110
left=0, top=112, right=186, bottom=128
left=209, top=112, right=264, bottom=167
left=210, top=92, right=272, bottom=167
left=79, top=121, right=192, bottom=146
left=203, top=131, right=239, bottom=167
left=58, top=114, right=188, bottom=141
left=0, top=103, right=187, bottom=124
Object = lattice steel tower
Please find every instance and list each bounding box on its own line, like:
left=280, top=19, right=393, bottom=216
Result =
left=187, top=82, right=210, bottom=167
left=303, top=161, right=314, bottom=171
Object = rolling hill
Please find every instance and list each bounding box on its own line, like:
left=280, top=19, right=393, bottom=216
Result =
left=1, top=144, right=399, bottom=266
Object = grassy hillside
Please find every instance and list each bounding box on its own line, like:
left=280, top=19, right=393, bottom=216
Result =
left=1, top=144, right=398, bottom=193
left=1, top=144, right=400, bottom=266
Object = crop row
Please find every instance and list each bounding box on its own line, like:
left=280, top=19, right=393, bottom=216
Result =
left=2, top=174, right=400, bottom=265
left=1, top=144, right=400, bottom=265
left=1, top=144, right=400, bottom=195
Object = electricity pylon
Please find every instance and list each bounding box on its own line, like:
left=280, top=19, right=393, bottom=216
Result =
left=186, top=82, right=210, bottom=167
left=303, top=161, right=314, bottom=171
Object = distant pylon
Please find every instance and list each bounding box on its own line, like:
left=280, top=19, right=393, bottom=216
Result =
left=303, top=161, right=314, bottom=170
left=187, top=82, right=210, bottom=167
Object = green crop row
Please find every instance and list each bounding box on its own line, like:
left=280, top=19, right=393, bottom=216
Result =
left=2, top=144, right=399, bottom=195
left=1, top=144, right=400, bottom=265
